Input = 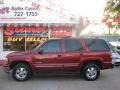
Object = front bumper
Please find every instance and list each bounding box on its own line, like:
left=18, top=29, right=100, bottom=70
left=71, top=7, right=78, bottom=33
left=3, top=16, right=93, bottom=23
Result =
left=2, top=64, right=11, bottom=74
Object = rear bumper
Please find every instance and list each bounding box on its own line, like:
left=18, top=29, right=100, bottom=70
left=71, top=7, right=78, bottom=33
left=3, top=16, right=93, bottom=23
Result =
left=111, top=64, right=114, bottom=69
left=102, top=61, right=113, bottom=69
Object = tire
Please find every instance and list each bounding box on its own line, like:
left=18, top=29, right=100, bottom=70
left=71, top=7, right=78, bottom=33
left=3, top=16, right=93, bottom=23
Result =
left=83, top=63, right=100, bottom=81
left=12, top=63, right=31, bottom=81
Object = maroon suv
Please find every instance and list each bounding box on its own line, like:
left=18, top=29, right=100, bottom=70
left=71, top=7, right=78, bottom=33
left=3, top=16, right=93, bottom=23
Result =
left=3, top=37, right=113, bottom=81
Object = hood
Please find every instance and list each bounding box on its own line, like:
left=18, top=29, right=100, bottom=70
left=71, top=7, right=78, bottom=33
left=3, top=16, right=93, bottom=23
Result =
left=6, top=51, right=34, bottom=57
left=0, top=51, right=16, bottom=60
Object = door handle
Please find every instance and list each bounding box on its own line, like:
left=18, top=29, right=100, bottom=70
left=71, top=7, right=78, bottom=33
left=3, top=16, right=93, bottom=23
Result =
left=58, top=54, right=62, bottom=57
left=39, top=62, right=43, bottom=64
left=80, top=53, right=83, bottom=56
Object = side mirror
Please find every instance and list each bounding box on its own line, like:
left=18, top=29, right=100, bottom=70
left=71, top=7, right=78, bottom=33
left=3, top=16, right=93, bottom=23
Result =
left=38, top=48, right=43, bottom=54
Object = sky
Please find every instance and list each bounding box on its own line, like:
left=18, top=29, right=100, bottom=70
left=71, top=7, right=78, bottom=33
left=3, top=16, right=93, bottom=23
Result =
left=58, top=0, right=108, bottom=35
left=56, top=0, right=107, bottom=21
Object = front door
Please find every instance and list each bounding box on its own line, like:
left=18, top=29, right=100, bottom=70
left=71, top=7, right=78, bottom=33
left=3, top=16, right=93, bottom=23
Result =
left=33, top=40, right=63, bottom=71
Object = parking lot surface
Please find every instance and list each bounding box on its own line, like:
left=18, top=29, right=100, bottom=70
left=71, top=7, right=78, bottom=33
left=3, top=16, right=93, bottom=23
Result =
left=0, top=67, right=120, bottom=90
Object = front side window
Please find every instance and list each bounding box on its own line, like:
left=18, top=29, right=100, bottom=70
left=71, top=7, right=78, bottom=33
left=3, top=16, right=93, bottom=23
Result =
left=65, top=39, right=83, bottom=52
left=41, top=40, right=61, bottom=53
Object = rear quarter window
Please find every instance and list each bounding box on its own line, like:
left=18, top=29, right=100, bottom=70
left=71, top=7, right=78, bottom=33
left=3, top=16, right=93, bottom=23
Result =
left=85, top=39, right=110, bottom=51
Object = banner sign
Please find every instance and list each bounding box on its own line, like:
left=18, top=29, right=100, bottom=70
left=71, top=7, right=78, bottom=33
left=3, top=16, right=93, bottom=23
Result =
left=4, top=25, right=48, bottom=37
left=5, top=37, right=48, bottom=42
left=50, top=26, right=72, bottom=38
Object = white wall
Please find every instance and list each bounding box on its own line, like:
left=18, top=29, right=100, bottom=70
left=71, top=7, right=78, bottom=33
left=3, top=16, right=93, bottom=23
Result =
left=0, top=27, right=3, bottom=52
left=72, top=28, right=77, bottom=37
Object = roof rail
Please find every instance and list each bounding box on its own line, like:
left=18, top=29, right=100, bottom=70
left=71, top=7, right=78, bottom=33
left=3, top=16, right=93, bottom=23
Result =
left=61, top=36, right=72, bottom=38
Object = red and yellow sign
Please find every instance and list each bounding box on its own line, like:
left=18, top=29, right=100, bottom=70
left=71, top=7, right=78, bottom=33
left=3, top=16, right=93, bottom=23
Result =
left=5, top=37, right=48, bottom=42
left=4, top=25, right=48, bottom=36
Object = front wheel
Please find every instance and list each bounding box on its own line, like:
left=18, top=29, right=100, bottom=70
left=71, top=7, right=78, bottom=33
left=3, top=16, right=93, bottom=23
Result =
left=12, top=63, right=31, bottom=81
left=83, top=63, right=100, bottom=81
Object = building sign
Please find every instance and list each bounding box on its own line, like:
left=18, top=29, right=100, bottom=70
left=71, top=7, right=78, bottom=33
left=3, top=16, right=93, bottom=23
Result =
left=0, top=0, right=42, bottom=23
left=0, top=0, right=76, bottom=24
left=0, top=6, right=40, bottom=21
left=4, top=25, right=48, bottom=37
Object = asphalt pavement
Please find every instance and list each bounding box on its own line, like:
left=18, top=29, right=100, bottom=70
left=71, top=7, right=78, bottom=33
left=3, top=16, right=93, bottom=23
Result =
left=0, top=67, right=120, bottom=90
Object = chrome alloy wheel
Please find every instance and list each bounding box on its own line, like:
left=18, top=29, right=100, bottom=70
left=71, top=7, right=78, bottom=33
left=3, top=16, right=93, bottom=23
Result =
left=15, top=67, right=28, bottom=80
left=86, top=67, right=97, bottom=79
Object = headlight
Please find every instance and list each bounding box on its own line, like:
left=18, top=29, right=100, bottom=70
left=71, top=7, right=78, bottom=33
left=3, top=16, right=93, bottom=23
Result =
left=4, top=58, right=9, bottom=64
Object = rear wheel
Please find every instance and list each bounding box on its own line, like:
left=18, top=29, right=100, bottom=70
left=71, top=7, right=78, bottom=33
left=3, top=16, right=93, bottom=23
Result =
left=83, top=63, right=100, bottom=81
left=12, top=63, right=31, bottom=81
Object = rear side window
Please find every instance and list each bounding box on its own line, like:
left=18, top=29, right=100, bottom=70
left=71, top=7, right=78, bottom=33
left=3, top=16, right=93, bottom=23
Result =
left=85, top=39, right=110, bottom=51
left=65, top=39, right=83, bottom=52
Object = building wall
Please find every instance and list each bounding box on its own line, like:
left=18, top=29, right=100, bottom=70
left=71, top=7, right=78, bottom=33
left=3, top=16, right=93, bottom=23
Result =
left=0, top=27, right=3, bottom=51
left=82, top=35, right=119, bottom=42
left=72, top=28, right=77, bottom=37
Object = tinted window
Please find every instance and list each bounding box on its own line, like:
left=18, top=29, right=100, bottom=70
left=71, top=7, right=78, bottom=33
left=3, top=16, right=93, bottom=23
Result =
left=85, top=39, right=110, bottom=51
left=41, top=40, right=61, bottom=53
left=65, top=39, right=83, bottom=52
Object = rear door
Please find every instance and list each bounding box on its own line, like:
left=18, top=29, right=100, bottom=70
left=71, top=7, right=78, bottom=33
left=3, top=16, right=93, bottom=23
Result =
left=62, top=39, right=83, bottom=71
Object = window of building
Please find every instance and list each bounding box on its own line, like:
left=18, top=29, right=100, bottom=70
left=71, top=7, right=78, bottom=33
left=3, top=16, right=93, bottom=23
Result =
left=3, top=25, right=48, bottom=51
